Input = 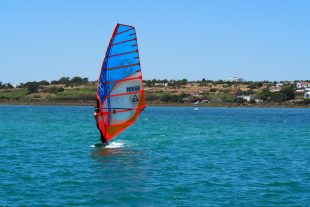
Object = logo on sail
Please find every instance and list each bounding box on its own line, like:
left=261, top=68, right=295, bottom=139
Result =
left=126, top=85, right=140, bottom=92
left=131, top=94, right=139, bottom=103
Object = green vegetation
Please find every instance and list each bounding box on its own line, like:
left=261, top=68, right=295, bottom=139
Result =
left=280, top=85, right=295, bottom=100
left=25, top=82, right=40, bottom=94
left=49, top=87, right=96, bottom=101
left=0, top=88, right=27, bottom=100
left=146, top=92, right=190, bottom=103
left=46, top=86, right=65, bottom=94
left=258, top=86, right=296, bottom=102
left=248, top=82, right=263, bottom=89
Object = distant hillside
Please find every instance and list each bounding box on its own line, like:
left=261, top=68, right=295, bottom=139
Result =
left=1, top=77, right=310, bottom=106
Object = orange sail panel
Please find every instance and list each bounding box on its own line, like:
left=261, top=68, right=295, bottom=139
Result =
left=96, top=24, right=146, bottom=142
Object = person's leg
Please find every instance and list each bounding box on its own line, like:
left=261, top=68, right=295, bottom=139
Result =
left=99, top=130, right=106, bottom=144
left=100, top=135, right=106, bottom=143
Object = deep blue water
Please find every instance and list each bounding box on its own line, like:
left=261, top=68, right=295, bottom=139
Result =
left=0, top=106, right=310, bottom=207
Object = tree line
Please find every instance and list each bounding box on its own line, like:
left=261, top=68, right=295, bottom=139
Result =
left=18, top=76, right=90, bottom=87
left=15, top=76, right=91, bottom=94
left=0, top=82, right=14, bottom=89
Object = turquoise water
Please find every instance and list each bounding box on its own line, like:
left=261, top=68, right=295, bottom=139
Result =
left=0, top=106, right=310, bottom=207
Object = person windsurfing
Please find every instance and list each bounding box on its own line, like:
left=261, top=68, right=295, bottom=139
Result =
left=94, top=24, right=146, bottom=146
left=94, top=99, right=107, bottom=145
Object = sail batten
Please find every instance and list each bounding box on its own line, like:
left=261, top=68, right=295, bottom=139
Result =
left=109, top=90, right=144, bottom=97
left=116, top=28, right=134, bottom=35
left=109, top=50, right=138, bottom=58
left=112, top=38, right=137, bottom=46
left=96, top=24, right=146, bottom=142
left=104, top=76, right=142, bottom=85
left=107, top=63, right=140, bottom=70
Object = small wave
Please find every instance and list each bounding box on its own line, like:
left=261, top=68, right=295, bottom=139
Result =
left=105, top=141, right=125, bottom=149
left=90, top=141, right=125, bottom=148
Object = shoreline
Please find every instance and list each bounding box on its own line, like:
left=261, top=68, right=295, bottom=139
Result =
left=1, top=100, right=309, bottom=108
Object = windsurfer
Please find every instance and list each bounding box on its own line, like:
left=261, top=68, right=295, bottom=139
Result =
left=93, top=24, right=146, bottom=146
left=94, top=100, right=107, bottom=145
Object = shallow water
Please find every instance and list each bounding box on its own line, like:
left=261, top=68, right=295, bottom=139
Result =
left=0, top=106, right=310, bottom=206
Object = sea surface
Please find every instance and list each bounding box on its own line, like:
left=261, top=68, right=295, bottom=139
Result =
left=0, top=106, right=310, bottom=207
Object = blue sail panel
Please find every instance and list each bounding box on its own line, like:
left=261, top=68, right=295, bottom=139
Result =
left=107, top=52, right=139, bottom=69
left=110, top=41, right=138, bottom=56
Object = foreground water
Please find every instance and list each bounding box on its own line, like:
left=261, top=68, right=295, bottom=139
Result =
left=0, top=106, right=310, bottom=207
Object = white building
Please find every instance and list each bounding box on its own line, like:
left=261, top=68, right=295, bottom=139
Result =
left=297, top=82, right=310, bottom=89
left=154, top=83, right=168, bottom=87
left=228, top=77, right=244, bottom=82
left=296, top=89, right=305, bottom=93
left=191, top=93, right=203, bottom=98
left=236, top=95, right=255, bottom=102
left=305, top=92, right=310, bottom=99
left=270, top=86, right=281, bottom=92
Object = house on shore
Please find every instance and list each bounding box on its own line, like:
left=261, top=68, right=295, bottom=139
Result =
left=305, top=92, right=310, bottom=99
left=154, top=83, right=168, bottom=87
left=297, top=82, right=310, bottom=89
left=276, top=83, right=284, bottom=87
left=236, top=95, right=255, bottom=102
left=255, top=99, right=264, bottom=104
left=270, top=86, right=281, bottom=92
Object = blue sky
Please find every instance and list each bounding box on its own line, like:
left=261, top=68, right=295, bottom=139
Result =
left=1, top=0, right=309, bottom=84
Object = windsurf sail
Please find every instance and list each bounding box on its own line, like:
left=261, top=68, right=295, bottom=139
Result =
left=96, top=23, right=146, bottom=142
